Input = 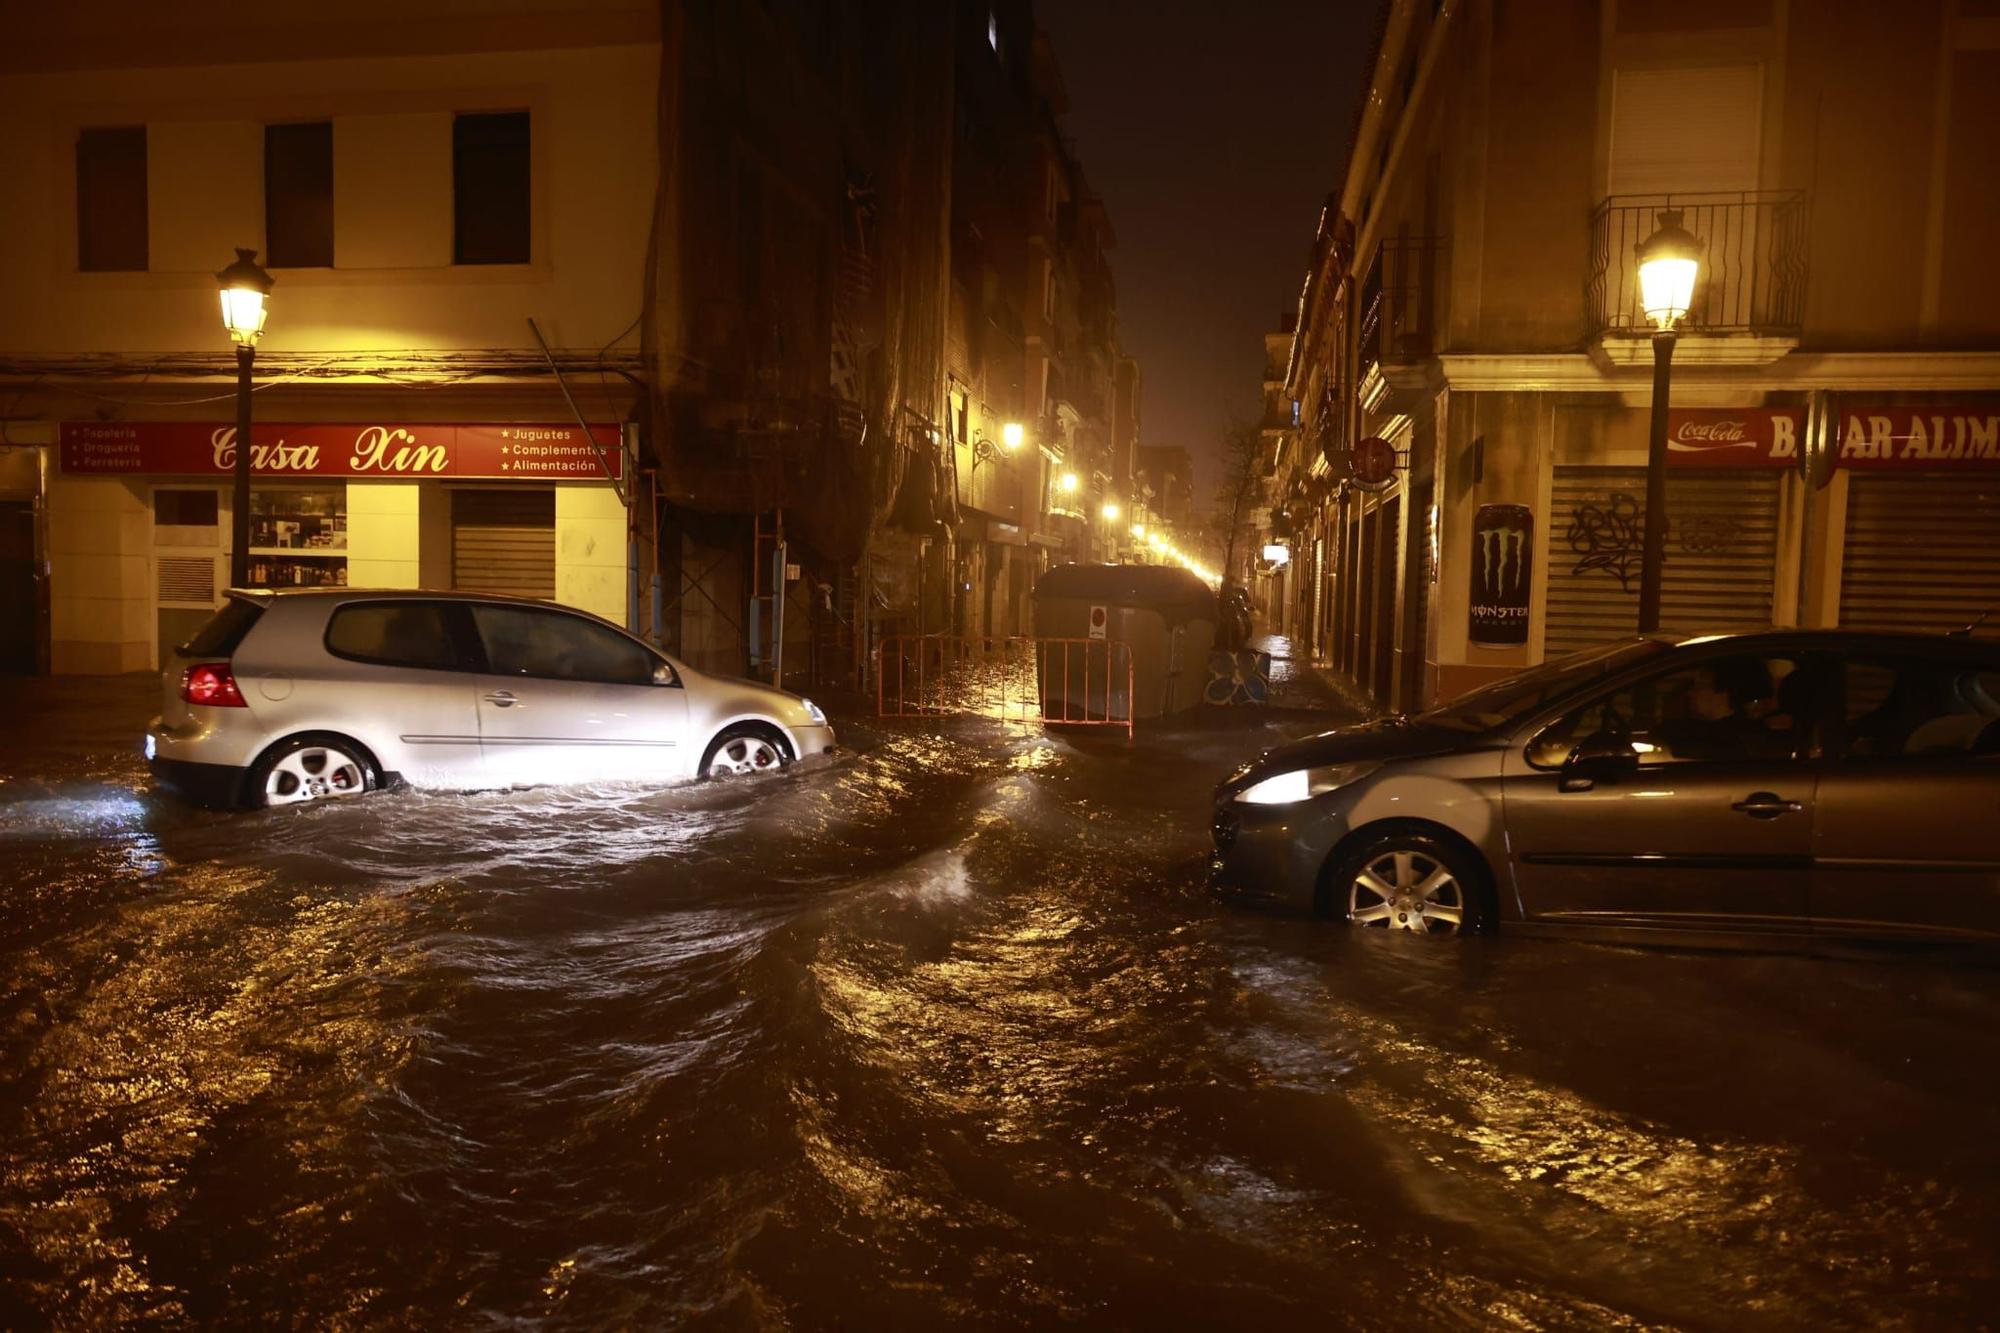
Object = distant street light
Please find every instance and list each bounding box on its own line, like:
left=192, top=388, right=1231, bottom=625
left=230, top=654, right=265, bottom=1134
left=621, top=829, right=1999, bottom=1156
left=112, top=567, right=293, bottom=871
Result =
left=1001, top=421, right=1025, bottom=452
left=1634, top=210, right=1701, bottom=633
left=1100, top=500, right=1121, bottom=523
left=1059, top=470, right=1079, bottom=495
left=217, top=248, right=274, bottom=588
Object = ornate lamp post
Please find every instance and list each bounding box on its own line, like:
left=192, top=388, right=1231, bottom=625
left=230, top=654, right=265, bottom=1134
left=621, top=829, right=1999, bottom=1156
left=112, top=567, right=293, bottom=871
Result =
left=217, top=249, right=274, bottom=588
left=1634, top=210, right=1701, bottom=633
left=969, top=420, right=1023, bottom=474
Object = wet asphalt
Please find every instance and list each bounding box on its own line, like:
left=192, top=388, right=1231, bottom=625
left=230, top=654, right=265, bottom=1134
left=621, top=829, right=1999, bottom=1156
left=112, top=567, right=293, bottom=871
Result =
left=2, top=662, right=1997, bottom=1329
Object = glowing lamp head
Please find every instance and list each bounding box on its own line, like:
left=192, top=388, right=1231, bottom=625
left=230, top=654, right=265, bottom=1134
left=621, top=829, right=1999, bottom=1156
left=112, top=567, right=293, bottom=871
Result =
left=1000, top=421, right=1025, bottom=452
left=216, top=247, right=274, bottom=346
left=1131, top=523, right=1146, bottom=539
left=1100, top=500, right=1121, bottom=522
left=1635, top=209, right=1702, bottom=331
left=1059, top=471, right=1080, bottom=495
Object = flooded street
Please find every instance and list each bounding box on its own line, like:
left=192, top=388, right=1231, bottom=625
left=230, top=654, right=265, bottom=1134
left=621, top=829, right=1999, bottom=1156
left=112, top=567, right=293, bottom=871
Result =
left=3, top=673, right=1998, bottom=1329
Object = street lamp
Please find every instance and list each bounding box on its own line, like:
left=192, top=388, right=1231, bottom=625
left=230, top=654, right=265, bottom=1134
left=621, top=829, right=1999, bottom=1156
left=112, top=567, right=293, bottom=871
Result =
left=1100, top=500, right=1120, bottom=523
left=1001, top=421, right=1024, bottom=452
left=1633, top=209, right=1701, bottom=633
left=217, top=248, right=274, bottom=588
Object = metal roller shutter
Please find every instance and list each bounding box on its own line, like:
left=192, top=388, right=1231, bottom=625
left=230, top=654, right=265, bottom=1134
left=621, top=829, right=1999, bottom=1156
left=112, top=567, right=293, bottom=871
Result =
left=1840, top=474, right=2000, bottom=640
left=1545, top=467, right=1781, bottom=658
left=452, top=488, right=555, bottom=600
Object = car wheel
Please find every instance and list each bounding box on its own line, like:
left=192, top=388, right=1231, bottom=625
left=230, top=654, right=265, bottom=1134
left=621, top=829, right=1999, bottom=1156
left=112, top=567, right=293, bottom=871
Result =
left=251, top=735, right=377, bottom=808
left=701, top=726, right=790, bottom=779
left=1326, top=830, right=1489, bottom=936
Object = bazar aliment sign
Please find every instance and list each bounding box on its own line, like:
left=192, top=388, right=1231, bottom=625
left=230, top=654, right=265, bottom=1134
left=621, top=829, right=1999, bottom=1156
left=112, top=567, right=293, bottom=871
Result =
left=1661, top=406, right=2000, bottom=468
left=56, top=422, right=624, bottom=480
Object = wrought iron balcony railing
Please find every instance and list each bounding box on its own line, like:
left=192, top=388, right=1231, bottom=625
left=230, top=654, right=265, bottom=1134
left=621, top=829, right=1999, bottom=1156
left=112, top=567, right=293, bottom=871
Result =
left=1358, top=235, right=1440, bottom=375
left=1587, top=190, right=1808, bottom=338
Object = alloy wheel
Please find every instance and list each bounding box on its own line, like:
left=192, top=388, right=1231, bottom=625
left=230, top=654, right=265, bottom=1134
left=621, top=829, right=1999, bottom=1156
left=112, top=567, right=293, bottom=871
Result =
left=706, top=735, right=783, bottom=777
left=1348, top=849, right=1467, bottom=935
left=264, top=744, right=368, bottom=805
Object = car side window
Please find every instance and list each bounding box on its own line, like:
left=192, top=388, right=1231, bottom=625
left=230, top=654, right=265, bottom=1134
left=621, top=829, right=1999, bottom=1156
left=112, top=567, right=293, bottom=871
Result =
left=1528, top=653, right=1817, bottom=768
left=325, top=601, right=466, bottom=671
left=470, top=605, right=659, bottom=686
left=1840, top=656, right=2000, bottom=760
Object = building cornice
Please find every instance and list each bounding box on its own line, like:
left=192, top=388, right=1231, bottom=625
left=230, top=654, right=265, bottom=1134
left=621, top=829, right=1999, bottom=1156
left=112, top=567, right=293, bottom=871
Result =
left=1434, top=350, right=2000, bottom=393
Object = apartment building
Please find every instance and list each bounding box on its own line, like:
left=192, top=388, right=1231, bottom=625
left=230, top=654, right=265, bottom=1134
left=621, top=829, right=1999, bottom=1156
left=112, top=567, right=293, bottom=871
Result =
left=1276, top=0, right=2000, bottom=709
left=0, top=1, right=656, bottom=674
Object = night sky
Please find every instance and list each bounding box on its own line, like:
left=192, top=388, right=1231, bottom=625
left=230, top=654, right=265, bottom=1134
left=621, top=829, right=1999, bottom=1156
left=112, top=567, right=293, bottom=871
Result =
left=1037, top=1, right=1377, bottom=503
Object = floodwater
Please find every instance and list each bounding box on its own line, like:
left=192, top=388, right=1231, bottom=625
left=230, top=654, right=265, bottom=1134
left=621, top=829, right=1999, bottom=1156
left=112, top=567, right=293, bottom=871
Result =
left=3, top=670, right=1998, bottom=1329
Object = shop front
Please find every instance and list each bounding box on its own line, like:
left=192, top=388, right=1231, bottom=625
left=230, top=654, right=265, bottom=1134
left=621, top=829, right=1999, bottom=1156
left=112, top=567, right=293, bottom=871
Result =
left=50, top=420, right=628, bottom=673
left=1826, top=404, right=2000, bottom=638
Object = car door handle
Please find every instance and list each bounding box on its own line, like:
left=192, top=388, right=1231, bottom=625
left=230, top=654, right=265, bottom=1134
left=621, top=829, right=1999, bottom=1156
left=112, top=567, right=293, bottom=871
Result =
left=483, top=691, right=518, bottom=708
left=1730, top=791, right=1802, bottom=819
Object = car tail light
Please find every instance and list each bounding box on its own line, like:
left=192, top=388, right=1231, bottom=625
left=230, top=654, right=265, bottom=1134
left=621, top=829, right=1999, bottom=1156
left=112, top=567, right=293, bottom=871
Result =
left=182, top=662, right=247, bottom=708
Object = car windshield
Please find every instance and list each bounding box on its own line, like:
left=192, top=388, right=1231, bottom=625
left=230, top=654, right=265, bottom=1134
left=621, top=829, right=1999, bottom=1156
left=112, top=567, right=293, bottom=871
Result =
left=1417, top=638, right=1668, bottom=732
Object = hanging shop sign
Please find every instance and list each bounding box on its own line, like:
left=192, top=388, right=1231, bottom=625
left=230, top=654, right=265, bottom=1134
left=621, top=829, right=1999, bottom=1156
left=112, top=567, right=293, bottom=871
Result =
left=58, top=422, right=624, bottom=480
left=1835, top=407, right=2000, bottom=469
left=1665, top=408, right=1804, bottom=468
left=1352, top=435, right=1397, bottom=487
left=1468, top=502, right=1532, bottom=646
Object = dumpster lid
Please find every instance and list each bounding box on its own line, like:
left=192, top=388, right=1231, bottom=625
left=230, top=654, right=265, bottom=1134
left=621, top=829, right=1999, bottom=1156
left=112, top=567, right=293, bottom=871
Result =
left=1033, top=563, right=1217, bottom=613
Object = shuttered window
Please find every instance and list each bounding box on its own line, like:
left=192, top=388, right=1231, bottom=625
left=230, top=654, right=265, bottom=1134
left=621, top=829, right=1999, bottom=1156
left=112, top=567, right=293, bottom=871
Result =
left=451, top=488, right=554, bottom=600
left=157, top=556, right=217, bottom=605
left=1839, top=474, right=2000, bottom=640
left=1608, top=65, right=1763, bottom=196
left=1545, top=467, right=1781, bottom=658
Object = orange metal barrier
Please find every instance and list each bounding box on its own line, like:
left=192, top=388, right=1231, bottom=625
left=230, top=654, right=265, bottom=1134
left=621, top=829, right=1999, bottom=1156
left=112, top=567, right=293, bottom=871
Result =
left=875, top=635, right=1135, bottom=737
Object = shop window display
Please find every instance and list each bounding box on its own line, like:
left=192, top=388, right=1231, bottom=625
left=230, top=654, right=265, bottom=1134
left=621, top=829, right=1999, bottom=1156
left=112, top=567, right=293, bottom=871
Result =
left=247, top=486, right=348, bottom=588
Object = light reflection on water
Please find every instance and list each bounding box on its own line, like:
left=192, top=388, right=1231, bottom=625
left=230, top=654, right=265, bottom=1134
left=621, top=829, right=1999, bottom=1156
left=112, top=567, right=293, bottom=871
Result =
left=1, top=702, right=1997, bottom=1327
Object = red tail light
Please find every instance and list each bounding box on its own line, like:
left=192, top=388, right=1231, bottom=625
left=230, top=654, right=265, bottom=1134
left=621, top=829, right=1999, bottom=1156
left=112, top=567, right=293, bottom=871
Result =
left=182, top=662, right=247, bottom=708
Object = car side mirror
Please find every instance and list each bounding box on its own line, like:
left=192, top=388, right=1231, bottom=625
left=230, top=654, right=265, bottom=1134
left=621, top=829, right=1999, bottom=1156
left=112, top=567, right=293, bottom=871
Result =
left=652, top=662, right=678, bottom=687
left=1561, top=731, right=1639, bottom=791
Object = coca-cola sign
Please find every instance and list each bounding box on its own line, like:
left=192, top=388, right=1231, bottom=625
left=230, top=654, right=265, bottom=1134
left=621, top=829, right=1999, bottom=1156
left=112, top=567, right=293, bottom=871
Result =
left=1665, top=408, right=1803, bottom=468
left=58, top=422, right=623, bottom=480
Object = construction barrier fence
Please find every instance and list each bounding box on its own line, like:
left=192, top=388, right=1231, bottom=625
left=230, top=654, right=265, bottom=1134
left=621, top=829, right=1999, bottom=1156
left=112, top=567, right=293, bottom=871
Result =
left=875, top=635, right=1136, bottom=737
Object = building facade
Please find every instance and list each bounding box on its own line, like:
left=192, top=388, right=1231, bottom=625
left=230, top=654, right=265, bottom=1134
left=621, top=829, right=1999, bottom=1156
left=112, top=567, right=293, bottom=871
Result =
left=1274, top=0, right=2000, bottom=710
left=0, top=0, right=1140, bottom=681
left=0, top=1, right=654, bottom=674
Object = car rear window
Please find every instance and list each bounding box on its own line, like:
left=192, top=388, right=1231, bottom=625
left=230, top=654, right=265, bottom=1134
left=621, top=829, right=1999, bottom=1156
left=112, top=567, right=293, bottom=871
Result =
left=325, top=601, right=465, bottom=671
left=179, top=597, right=265, bottom=658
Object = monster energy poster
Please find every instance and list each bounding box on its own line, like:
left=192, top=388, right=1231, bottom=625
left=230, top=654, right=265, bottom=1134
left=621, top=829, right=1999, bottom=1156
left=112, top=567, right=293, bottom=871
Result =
left=1469, top=503, right=1532, bottom=646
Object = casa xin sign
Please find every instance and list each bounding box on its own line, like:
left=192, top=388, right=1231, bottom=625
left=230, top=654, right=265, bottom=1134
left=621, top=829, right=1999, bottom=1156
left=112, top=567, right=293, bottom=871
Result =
left=58, top=422, right=624, bottom=480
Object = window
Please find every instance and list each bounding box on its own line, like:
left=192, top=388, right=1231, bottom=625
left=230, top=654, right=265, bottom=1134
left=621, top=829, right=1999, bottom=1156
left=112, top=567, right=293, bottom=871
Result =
left=153, top=490, right=218, bottom=528
left=469, top=605, right=659, bottom=686
left=181, top=597, right=265, bottom=658
left=264, top=121, right=334, bottom=268
left=76, top=127, right=147, bottom=272
left=1528, top=652, right=1816, bottom=768
left=1840, top=657, right=2000, bottom=759
left=326, top=601, right=467, bottom=671
left=453, top=111, right=530, bottom=265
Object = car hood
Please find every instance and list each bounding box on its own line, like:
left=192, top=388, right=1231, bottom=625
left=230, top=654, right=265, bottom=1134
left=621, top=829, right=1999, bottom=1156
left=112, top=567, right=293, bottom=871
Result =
left=1218, top=715, right=1471, bottom=794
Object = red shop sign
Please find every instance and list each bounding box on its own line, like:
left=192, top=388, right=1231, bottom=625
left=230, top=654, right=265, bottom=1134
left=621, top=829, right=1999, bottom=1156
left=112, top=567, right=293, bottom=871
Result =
left=1665, top=408, right=1804, bottom=468
left=58, top=422, right=624, bottom=480
left=1836, top=407, right=2000, bottom=469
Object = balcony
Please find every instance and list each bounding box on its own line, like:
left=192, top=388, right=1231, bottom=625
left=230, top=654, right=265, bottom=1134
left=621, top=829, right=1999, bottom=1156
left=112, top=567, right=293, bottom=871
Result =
left=1357, top=234, right=1439, bottom=409
left=1587, top=190, right=1807, bottom=362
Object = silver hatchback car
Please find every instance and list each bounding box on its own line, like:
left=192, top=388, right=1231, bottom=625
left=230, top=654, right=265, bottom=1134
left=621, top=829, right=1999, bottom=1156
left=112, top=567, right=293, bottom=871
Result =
left=147, top=589, right=836, bottom=808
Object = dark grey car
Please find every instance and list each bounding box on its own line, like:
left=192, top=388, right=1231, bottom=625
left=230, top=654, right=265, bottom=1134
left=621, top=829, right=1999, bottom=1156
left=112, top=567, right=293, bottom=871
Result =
left=1212, top=630, right=2000, bottom=946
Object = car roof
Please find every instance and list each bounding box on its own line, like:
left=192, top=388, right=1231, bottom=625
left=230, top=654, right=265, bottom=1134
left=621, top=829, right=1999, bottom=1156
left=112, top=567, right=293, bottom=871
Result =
left=1657, top=626, right=2000, bottom=654
left=230, top=587, right=573, bottom=611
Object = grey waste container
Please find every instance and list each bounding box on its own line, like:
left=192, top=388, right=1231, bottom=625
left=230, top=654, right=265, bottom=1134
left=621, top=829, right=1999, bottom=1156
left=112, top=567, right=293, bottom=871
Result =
left=1031, top=564, right=1217, bottom=721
